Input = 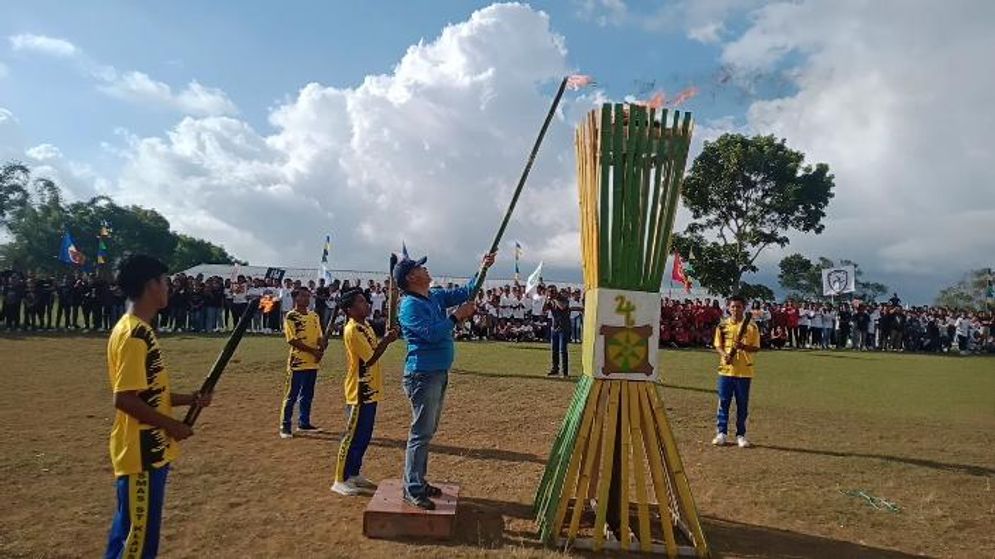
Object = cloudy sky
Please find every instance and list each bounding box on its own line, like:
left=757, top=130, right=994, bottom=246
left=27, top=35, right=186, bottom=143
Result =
left=1, top=1, right=993, bottom=302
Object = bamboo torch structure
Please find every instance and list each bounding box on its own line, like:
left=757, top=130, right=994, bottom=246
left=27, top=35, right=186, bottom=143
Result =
left=533, top=103, right=707, bottom=557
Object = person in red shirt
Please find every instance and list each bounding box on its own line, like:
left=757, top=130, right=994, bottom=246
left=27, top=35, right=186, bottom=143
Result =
left=785, top=301, right=800, bottom=348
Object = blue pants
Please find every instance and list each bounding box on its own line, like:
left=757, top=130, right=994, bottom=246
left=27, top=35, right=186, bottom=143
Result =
left=716, top=375, right=752, bottom=437
left=571, top=316, right=583, bottom=343
left=403, top=371, right=448, bottom=498
left=550, top=331, right=569, bottom=373
left=281, top=369, right=317, bottom=431
left=105, top=465, right=169, bottom=559
left=336, top=402, right=377, bottom=482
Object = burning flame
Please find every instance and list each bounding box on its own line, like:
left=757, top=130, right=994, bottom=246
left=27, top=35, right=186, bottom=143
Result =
left=671, top=86, right=699, bottom=107
left=566, top=74, right=595, bottom=90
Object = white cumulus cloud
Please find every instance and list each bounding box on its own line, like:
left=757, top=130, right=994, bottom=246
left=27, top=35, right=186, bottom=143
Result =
left=9, top=33, right=78, bottom=57
left=8, top=33, right=236, bottom=116
left=25, top=143, right=63, bottom=161
left=704, top=0, right=995, bottom=299
left=111, top=3, right=582, bottom=277
left=99, top=71, right=238, bottom=116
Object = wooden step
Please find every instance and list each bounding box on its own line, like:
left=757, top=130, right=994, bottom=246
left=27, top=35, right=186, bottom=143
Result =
left=363, top=479, right=460, bottom=540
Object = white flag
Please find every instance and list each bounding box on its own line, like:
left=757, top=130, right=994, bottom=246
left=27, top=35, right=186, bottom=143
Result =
left=525, top=261, right=544, bottom=295
left=822, top=265, right=856, bottom=296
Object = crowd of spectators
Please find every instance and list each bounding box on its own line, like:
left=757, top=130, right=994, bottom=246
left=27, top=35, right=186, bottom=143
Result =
left=3, top=269, right=993, bottom=355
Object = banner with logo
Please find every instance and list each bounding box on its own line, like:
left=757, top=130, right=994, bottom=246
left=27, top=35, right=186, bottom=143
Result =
left=822, top=265, right=856, bottom=296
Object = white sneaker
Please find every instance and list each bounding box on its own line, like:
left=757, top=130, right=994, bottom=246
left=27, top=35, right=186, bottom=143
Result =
left=279, top=430, right=293, bottom=439
left=737, top=436, right=751, bottom=448
left=331, top=479, right=365, bottom=496
left=349, top=474, right=378, bottom=490
left=711, top=433, right=727, bottom=446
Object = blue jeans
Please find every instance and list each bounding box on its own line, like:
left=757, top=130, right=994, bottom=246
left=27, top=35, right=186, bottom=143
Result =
left=402, top=371, right=448, bottom=498
left=571, top=316, right=583, bottom=343
left=550, top=331, right=569, bottom=373
left=105, top=465, right=169, bottom=559
left=716, top=375, right=752, bottom=437
left=281, top=370, right=317, bottom=431
left=205, top=306, right=220, bottom=331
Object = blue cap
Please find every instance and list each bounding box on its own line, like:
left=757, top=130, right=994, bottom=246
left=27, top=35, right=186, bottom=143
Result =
left=393, top=255, right=427, bottom=291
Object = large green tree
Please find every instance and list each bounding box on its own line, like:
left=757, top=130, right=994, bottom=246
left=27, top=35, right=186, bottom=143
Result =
left=777, top=253, right=888, bottom=301
left=934, top=269, right=993, bottom=310
left=673, top=134, right=835, bottom=296
left=0, top=162, right=238, bottom=273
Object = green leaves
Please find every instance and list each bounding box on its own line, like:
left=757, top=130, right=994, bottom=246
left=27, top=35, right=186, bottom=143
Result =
left=678, top=134, right=835, bottom=296
left=0, top=161, right=238, bottom=273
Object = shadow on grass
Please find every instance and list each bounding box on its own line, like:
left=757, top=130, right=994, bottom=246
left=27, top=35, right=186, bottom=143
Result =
left=703, top=516, right=923, bottom=559
left=660, top=382, right=716, bottom=395
left=755, top=443, right=995, bottom=477
left=372, top=496, right=923, bottom=558
left=297, top=432, right=547, bottom=465
left=450, top=368, right=579, bottom=383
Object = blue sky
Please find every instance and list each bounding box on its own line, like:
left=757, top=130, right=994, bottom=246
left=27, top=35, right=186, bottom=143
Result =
left=2, top=1, right=993, bottom=303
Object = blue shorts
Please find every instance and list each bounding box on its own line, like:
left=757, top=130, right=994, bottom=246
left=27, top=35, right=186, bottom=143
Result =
left=105, top=465, right=169, bottom=559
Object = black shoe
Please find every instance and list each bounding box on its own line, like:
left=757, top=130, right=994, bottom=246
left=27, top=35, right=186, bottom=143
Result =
left=547, top=369, right=559, bottom=377
left=297, top=424, right=321, bottom=432
left=403, top=492, right=436, bottom=510
left=425, top=484, right=443, bottom=497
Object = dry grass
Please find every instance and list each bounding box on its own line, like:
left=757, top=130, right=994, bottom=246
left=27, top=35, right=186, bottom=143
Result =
left=0, top=333, right=992, bottom=558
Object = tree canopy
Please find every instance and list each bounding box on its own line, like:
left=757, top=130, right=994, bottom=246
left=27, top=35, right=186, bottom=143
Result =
left=0, top=161, right=239, bottom=274
left=674, top=134, right=835, bottom=296
left=934, top=269, right=993, bottom=311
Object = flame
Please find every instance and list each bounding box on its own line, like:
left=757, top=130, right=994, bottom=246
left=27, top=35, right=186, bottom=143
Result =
left=566, top=74, right=595, bottom=90
left=671, top=86, right=699, bottom=107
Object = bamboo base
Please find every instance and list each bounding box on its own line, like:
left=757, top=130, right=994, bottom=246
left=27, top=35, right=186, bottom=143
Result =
left=534, top=378, right=709, bottom=557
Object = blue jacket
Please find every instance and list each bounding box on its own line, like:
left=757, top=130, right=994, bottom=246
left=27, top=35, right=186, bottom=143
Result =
left=398, top=277, right=475, bottom=374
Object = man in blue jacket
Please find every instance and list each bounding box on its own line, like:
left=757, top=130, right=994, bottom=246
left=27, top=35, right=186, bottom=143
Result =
left=394, top=250, right=496, bottom=509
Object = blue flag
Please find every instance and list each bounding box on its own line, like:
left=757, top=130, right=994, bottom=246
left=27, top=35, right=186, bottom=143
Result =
left=59, top=231, right=86, bottom=266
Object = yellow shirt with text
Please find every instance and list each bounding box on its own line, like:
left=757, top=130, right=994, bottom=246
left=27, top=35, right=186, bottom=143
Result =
left=343, top=318, right=383, bottom=405
left=713, top=318, right=761, bottom=378
left=285, top=309, right=322, bottom=372
left=107, top=314, right=179, bottom=476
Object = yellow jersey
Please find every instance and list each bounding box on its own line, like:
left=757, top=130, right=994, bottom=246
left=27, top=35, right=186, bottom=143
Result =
left=285, top=309, right=322, bottom=372
left=713, top=317, right=761, bottom=378
left=106, top=314, right=179, bottom=476
left=343, top=318, right=383, bottom=405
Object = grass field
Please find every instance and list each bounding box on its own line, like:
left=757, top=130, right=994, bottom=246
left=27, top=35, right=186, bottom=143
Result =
left=1, top=333, right=993, bottom=558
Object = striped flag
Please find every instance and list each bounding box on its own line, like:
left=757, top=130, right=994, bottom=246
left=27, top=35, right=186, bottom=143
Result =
left=514, top=241, right=522, bottom=281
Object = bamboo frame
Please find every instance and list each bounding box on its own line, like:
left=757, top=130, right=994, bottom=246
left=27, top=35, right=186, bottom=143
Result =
left=533, top=103, right=705, bottom=557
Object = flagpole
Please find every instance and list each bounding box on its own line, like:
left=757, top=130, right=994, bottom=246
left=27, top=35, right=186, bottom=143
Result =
left=469, top=76, right=570, bottom=300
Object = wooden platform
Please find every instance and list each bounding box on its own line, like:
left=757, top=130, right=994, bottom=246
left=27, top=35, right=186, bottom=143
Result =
left=363, top=479, right=460, bottom=540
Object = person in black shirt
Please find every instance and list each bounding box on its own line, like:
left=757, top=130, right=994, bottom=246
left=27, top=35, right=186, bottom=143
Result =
left=836, top=304, right=852, bottom=349
left=36, top=276, right=54, bottom=329
left=315, top=278, right=330, bottom=328
left=544, top=287, right=573, bottom=377
left=188, top=281, right=206, bottom=332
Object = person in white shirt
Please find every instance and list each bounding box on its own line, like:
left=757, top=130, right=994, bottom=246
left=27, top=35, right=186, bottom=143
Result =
left=570, top=290, right=583, bottom=343
left=279, top=279, right=295, bottom=333
left=511, top=286, right=526, bottom=322
left=530, top=286, right=547, bottom=340
left=868, top=307, right=880, bottom=349
left=811, top=306, right=824, bottom=348
left=370, top=285, right=386, bottom=316
left=955, top=312, right=972, bottom=353
left=799, top=303, right=812, bottom=348
left=822, top=306, right=836, bottom=349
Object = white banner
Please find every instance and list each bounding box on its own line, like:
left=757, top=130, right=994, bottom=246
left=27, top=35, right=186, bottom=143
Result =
left=822, top=265, right=856, bottom=296
left=525, top=261, right=544, bottom=295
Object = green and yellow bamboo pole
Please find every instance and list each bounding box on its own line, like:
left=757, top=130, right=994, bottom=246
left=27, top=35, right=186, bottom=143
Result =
left=533, top=102, right=706, bottom=557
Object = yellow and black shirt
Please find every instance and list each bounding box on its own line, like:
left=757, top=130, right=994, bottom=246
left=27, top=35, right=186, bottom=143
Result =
left=106, top=314, right=178, bottom=476
left=285, top=309, right=322, bottom=372
left=713, top=318, right=761, bottom=378
left=343, top=318, right=383, bottom=405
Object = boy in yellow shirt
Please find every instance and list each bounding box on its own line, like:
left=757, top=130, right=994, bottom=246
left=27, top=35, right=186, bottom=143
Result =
left=105, top=254, right=212, bottom=558
left=331, top=288, right=398, bottom=496
left=712, top=295, right=761, bottom=448
left=280, top=287, right=323, bottom=438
